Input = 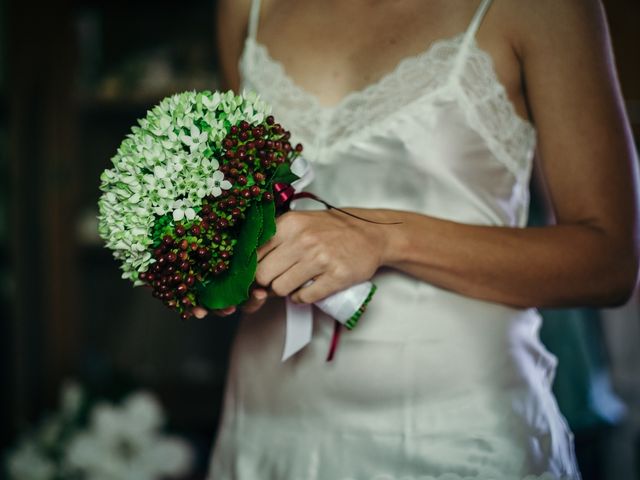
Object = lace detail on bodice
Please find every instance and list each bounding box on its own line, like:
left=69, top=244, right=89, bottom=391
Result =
left=240, top=34, right=536, bottom=183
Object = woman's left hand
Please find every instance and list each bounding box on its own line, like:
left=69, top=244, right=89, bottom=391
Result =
left=255, top=209, right=387, bottom=304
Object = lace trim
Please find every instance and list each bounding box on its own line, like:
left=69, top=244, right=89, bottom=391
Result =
left=240, top=33, right=536, bottom=183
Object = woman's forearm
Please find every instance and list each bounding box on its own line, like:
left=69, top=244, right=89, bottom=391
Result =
left=351, top=208, right=638, bottom=309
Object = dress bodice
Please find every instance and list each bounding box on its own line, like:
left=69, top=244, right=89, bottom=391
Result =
left=240, top=1, right=537, bottom=228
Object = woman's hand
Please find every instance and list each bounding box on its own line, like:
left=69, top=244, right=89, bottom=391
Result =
left=191, top=287, right=270, bottom=318
left=255, top=209, right=388, bottom=304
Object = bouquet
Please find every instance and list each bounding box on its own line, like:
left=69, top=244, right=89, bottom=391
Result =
left=98, top=91, right=376, bottom=359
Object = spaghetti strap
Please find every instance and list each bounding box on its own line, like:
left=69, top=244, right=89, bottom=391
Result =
left=247, top=0, right=262, bottom=42
left=451, top=0, right=494, bottom=79
left=464, top=0, right=494, bottom=43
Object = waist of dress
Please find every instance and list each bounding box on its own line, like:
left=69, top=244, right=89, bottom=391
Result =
left=329, top=269, right=542, bottom=345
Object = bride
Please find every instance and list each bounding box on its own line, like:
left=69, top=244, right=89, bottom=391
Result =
left=201, top=0, right=639, bottom=478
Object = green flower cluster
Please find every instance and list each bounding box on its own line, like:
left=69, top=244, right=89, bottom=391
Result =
left=97, top=90, right=271, bottom=284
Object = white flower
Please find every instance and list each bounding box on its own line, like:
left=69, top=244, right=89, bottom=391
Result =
left=172, top=199, right=196, bottom=222
left=65, top=392, right=193, bottom=480
left=179, top=124, right=208, bottom=153
left=207, top=170, right=232, bottom=197
left=7, top=441, right=56, bottom=480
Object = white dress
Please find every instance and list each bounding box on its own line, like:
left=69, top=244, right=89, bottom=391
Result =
left=209, top=0, right=582, bottom=478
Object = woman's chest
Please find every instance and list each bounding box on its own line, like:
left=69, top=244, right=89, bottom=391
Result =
left=255, top=0, right=523, bottom=115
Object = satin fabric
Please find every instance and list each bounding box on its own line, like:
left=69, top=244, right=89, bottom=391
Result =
left=208, top=0, right=581, bottom=478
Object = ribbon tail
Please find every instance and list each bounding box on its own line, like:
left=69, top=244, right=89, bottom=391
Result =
left=282, top=298, right=314, bottom=361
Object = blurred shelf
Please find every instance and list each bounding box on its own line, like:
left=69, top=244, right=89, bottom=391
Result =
left=0, top=94, right=6, bottom=127
left=78, top=244, right=116, bottom=265
left=78, top=95, right=163, bottom=119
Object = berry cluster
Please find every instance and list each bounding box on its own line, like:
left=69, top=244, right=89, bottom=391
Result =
left=139, top=116, right=302, bottom=319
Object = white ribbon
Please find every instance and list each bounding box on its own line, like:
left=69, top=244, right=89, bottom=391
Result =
left=282, top=281, right=374, bottom=361
left=280, top=157, right=374, bottom=361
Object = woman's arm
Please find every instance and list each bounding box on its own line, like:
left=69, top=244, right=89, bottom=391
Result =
left=216, top=0, right=252, bottom=91
left=257, top=0, right=639, bottom=309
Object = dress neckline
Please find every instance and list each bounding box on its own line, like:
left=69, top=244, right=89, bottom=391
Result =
left=241, top=33, right=534, bottom=131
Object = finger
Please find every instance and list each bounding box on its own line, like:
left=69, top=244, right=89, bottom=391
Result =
left=290, top=274, right=339, bottom=304
left=241, top=288, right=268, bottom=314
left=257, top=237, right=279, bottom=262
left=270, top=261, right=321, bottom=298
left=255, top=245, right=299, bottom=288
left=210, top=306, right=236, bottom=317
left=192, top=306, right=208, bottom=319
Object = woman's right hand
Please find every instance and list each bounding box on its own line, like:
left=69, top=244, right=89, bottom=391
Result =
left=192, top=287, right=270, bottom=318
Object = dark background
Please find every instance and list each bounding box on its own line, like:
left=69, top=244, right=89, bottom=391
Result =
left=1, top=1, right=639, bottom=479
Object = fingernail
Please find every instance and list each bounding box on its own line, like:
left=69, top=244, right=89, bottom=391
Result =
left=254, top=290, right=267, bottom=300
left=223, top=307, right=236, bottom=314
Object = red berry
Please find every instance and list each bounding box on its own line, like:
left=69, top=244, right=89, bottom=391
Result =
left=176, top=283, right=188, bottom=295
left=266, top=115, right=274, bottom=125
left=180, top=239, right=189, bottom=251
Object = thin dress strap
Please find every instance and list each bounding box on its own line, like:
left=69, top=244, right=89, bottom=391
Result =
left=247, top=0, right=262, bottom=43
left=451, top=0, right=494, bottom=79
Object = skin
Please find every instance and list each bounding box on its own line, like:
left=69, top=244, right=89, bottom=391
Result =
left=193, top=0, right=639, bottom=319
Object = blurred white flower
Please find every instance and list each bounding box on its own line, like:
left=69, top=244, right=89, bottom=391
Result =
left=60, top=379, right=84, bottom=418
left=7, top=440, right=56, bottom=480
left=65, top=391, right=193, bottom=480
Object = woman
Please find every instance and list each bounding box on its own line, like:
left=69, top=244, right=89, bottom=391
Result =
left=203, top=0, right=639, bottom=478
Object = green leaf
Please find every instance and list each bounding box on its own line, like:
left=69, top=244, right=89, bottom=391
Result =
left=271, top=163, right=300, bottom=185
left=257, top=200, right=276, bottom=248
left=197, top=202, right=264, bottom=309
left=197, top=251, right=257, bottom=309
